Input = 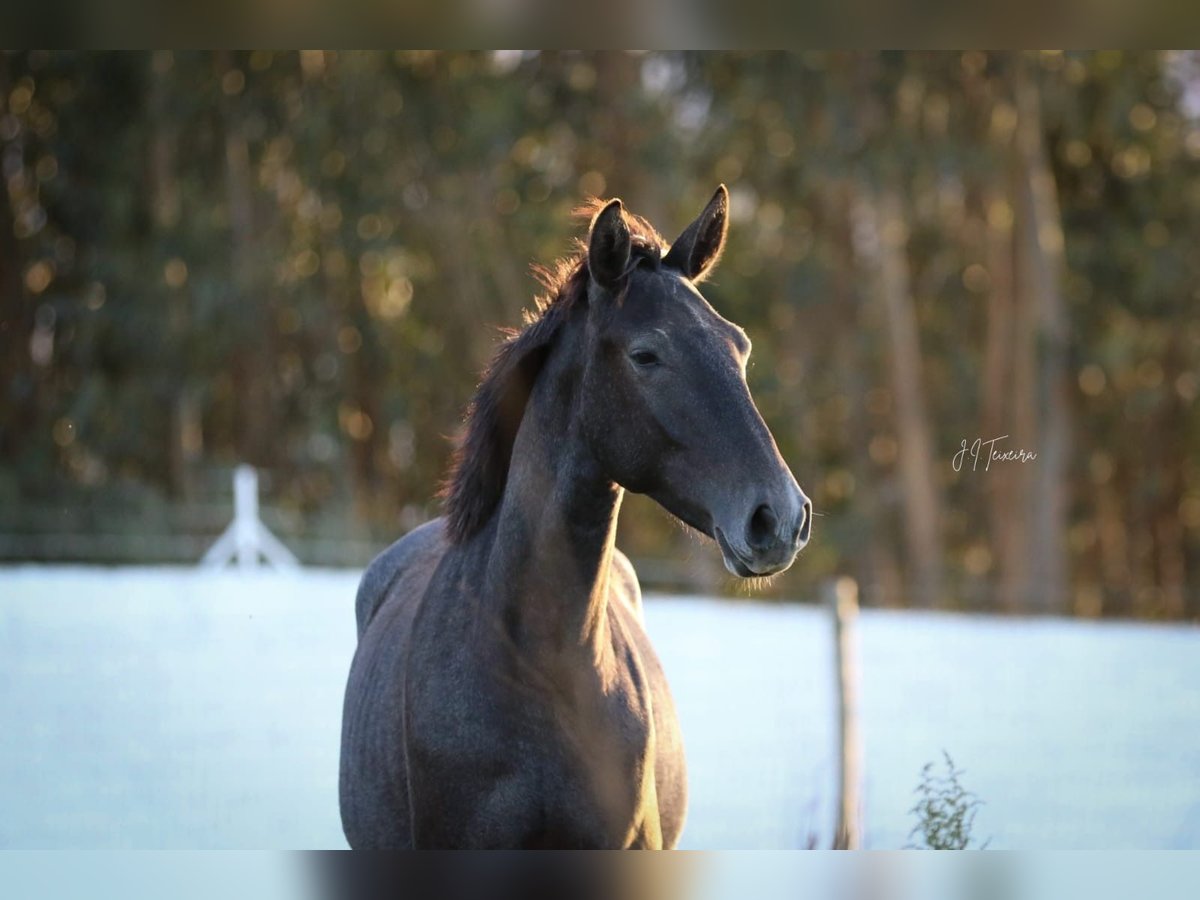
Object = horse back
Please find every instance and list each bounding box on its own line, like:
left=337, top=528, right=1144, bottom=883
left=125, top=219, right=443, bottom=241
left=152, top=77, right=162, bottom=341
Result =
left=355, top=518, right=448, bottom=639
left=342, top=517, right=449, bottom=848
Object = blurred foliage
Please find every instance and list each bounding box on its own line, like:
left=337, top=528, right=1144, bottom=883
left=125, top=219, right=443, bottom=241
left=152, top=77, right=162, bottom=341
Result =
left=1, top=51, right=1198, bottom=618
left=908, top=751, right=988, bottom=850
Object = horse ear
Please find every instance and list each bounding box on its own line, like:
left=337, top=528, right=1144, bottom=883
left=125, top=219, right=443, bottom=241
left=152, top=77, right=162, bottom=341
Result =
left=663, top=184, right=729, bottom=282
left=588, top=198, right=631, bottom=291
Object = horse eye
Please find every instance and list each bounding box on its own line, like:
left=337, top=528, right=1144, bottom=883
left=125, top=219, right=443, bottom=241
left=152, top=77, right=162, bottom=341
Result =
left=629, top=349, right=660, bottom=367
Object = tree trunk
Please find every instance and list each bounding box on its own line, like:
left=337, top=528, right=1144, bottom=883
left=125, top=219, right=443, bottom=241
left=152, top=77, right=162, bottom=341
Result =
left=832, top=180, right=903, bottom=608
left=1095, top=478, right=1132, bottom=616
left=0, top=52, right=35, bottom=464
left=149, top=53, right=198, bottom=501
left=1152, top=340, right=1187, bottom=619
left=854, top=184, right=944, bottom=608
left=592, top=52, right=663, bottom=218
left=1012, top=58, right=1071, bottom=614
left=216, top=50, right=272, bottom=468
left=981, top=182, right=1029, bottom=613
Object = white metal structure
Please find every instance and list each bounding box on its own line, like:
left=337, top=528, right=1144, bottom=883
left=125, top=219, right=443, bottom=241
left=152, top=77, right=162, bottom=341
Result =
left=201, top=465, right=299, bottom=570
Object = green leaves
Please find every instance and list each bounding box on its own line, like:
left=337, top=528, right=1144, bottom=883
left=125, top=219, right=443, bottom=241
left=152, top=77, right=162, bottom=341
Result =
left=908, top=751, right=989, bottom=850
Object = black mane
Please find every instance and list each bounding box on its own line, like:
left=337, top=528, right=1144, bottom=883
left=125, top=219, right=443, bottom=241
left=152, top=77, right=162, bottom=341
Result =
left=441, top=200, right=665, bottom=543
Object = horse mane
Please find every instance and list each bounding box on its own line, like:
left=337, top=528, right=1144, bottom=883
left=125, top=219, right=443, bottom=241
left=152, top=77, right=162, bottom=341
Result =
left=441, top=199, right=666, bottom=543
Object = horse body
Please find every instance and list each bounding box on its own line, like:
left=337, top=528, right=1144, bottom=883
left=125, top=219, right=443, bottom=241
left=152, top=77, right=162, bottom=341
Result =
left=340, top=188, right=810, bottom=848
left=340, top=526, right=681, bottom=848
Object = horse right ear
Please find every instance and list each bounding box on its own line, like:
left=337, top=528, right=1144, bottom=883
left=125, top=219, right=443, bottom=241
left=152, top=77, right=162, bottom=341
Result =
left=588, top=199, right=631, bottom=292
left=663, top=184, right=729, bottom=282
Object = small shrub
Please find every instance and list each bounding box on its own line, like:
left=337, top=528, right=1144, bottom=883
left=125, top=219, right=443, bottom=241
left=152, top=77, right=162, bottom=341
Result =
left=908, top=751, right=989, bottom=849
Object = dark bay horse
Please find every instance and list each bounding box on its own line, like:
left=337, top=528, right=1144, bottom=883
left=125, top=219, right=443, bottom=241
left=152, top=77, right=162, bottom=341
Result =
left=339, top=187, right=812, bottom=848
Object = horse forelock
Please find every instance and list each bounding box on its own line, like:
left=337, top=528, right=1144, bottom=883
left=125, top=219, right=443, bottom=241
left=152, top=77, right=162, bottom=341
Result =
left=441, top=201, right=667, bottom=543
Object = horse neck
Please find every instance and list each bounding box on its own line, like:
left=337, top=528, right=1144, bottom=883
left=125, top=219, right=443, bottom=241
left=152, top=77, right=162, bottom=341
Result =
left=482, top=326, right=622, bottom=663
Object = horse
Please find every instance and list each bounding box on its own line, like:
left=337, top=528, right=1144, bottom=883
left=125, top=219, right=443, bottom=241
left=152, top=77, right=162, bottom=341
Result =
left=339, top=186, right=812, bottom=849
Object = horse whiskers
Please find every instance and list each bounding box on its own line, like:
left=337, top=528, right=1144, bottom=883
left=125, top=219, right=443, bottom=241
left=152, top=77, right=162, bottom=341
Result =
left=724, top=571, right=783, bottom=595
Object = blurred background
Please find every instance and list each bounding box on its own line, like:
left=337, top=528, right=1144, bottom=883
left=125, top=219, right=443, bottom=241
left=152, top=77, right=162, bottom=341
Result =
left=2, top=50, right=1200, bottom=616
left=2, top=50, right=1200, bottom=851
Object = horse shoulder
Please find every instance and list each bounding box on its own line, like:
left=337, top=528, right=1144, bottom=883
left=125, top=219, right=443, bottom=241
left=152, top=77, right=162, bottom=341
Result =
left=355, top=517, right=448, bottom=639
left=604, top=553, right=688, bottom=848
left=609, top=547, right=644, bottom=622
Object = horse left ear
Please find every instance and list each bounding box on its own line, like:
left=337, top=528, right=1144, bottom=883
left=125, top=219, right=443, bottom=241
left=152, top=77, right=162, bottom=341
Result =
left=663, top=184, right=729, bottom=282
left=588, top=198, right=632, bottom=292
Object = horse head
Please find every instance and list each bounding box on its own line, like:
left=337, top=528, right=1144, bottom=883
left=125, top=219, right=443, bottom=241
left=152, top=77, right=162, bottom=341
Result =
left=581, top=186, right=811, bottom=577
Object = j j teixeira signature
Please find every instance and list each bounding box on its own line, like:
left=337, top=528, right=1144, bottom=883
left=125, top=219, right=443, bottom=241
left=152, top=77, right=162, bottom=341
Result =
left=952, top=435, right=1038, bottom=473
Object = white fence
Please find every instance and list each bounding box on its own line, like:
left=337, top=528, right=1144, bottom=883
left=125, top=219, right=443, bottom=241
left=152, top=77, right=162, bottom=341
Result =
left=200, top=466, right=298, bottom=571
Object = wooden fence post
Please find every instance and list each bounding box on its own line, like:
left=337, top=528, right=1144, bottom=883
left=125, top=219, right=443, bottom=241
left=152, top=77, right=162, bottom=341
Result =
left=827, top=575, right=863, bottom=849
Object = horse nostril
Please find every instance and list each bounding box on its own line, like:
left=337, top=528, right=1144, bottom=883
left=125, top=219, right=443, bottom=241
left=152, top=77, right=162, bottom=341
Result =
left=796, top=499, right=812, bottom=545
left=747, top=503, right=778, bottom=551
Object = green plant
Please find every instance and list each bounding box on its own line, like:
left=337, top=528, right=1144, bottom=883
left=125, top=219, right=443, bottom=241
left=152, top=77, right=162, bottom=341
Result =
left=908, top=751, right=989, bottom=849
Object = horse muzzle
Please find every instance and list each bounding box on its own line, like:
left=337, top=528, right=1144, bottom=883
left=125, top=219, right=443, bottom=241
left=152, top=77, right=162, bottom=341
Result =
left=714, top=488, right=811, bottom=577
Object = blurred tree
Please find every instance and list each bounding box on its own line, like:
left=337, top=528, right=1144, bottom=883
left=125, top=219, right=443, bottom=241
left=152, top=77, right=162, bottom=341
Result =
left=0, top=51, right=1196, bottom=619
